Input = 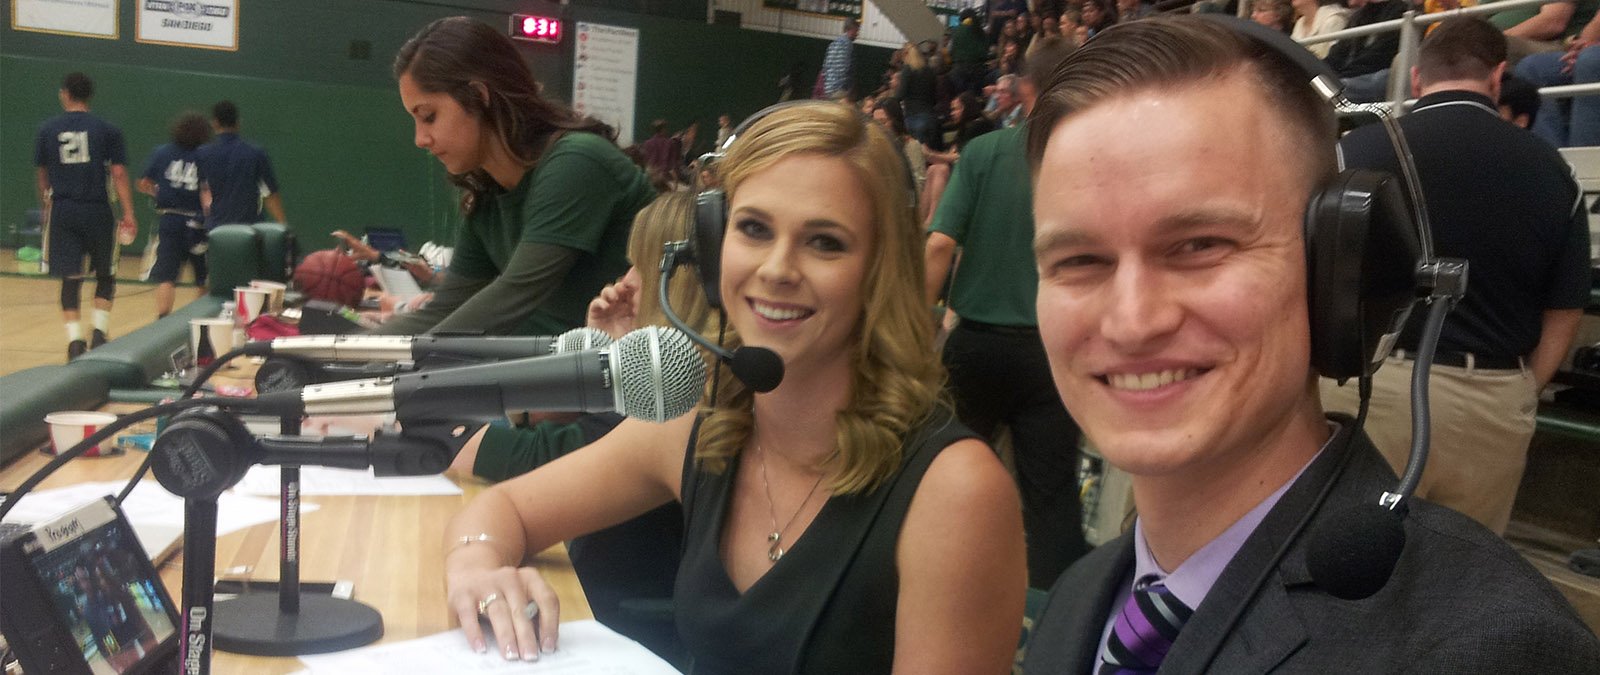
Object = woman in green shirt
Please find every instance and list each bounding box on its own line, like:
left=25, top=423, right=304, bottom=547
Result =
left=377, top=16, right=656, bottom=337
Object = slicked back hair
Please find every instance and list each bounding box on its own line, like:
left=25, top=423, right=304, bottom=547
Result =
left=1027, top=15, right=1337, bottom=192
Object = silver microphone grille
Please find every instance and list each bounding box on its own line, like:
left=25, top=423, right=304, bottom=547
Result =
left=554, top=327, right=615, bottom=354
left=612, top=326, right=707, bottom=422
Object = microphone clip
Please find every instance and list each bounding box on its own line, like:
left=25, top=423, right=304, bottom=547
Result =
left=1415, top=257, right=1468, bottom=304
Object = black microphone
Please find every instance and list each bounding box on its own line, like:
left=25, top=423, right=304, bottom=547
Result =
left=243, top=326, right=614, bottom=364
left=1306, top=262, right=1465, bottom=600
left=249, top=326, right=707, bottom=424
left=150, top=409, right=466, bottom=500
left=659, top=240, right=785, bottom=393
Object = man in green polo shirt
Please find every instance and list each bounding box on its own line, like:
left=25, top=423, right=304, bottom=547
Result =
left=924, top=38, right=1084, bottom=590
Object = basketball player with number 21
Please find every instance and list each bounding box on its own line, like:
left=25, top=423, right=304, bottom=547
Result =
left=34, top=72, right=138, bottom=360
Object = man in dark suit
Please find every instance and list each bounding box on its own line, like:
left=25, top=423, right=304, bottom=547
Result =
left=1021, top=15, right=1600, bottom=673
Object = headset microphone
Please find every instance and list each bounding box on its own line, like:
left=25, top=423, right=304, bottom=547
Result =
left=659, top=241, right=785, bottom=393
left=1194, top=14, right=1472, bottom=604
left=1305, top=259, right=1466, bottom=600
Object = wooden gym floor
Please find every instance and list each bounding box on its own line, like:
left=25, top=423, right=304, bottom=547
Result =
left=0, top=251, right=202, bottom=377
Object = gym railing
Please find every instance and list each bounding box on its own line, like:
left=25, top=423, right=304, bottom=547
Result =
left=1291, top=0, right=1571, bottom=108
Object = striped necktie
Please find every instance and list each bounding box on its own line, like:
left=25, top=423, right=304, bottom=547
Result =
left=1100, top=577, right=1194, bottom=674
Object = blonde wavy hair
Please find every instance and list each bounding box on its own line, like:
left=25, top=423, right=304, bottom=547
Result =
left=627, top=192, right=715, bottom=335
left=694, top=102, right=947, bottom=495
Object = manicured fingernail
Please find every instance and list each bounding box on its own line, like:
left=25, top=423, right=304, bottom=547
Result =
left=522, top=649, right=538, bottom=661
left=473, top=641, right=486, bottom=654
left=505, top=645, right=518, bottom=660
left=542, top=639, right=556, bottom=654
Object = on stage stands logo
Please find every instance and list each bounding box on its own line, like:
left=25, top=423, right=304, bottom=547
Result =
left=144, top=0, right=230, bottom=31
left=184, top=606, right=208, bottom=675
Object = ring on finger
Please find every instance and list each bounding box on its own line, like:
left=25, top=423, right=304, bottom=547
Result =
left=523, top=601, right=539, bottom=621
left=476, top=592, right=502, bottom=615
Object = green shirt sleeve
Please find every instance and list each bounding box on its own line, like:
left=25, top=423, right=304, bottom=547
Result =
left=472, top=422, right=589, bottom=481
left=519, top=136, right=632, bottom=254
left=364, top=269, right=487, bottom=335
left=425, top=241, right=578, bottom=335
left=471, top=413, right=625, bottom=481
left=929, top=141, right=984, bottom=243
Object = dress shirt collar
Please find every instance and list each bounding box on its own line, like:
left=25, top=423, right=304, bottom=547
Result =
left=1127, top=421, right=1342, bottom=610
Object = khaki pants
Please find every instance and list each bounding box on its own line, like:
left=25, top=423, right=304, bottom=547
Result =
left=1320, top=353, right=1537, bottom=535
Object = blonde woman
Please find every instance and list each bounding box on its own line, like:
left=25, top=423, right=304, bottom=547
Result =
left=442, top=102, right=1025, bottom=673
left=1291, top=0, right=1350, bottom=58
left=895, top=42, right=940, bottom=146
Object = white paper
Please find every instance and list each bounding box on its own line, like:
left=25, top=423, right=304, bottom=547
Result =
left=296, top=620, right=680, bottom=674
left=373, top=265, right=425, bottom=300
left=0, top=481, right=312, bottom=558
left=13, top=0, right=116, bottom=38
left=234, top=465, right=462, bottom=497
left=572, top=23, right=639, bottom=145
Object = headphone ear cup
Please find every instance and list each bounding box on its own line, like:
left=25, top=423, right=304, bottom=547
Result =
left=693, top=189, right=727, bottom=309
left=1306, top=169, right=1423, bottom=381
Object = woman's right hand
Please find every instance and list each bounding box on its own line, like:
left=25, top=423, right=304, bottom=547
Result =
left=331, top=230, right=380, bottom=262
left=446, top=562, right=562, bottom=661
left=586, top=276, right=640, bottom=340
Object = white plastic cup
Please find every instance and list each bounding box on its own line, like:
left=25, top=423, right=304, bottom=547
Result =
left=190, top=317, right=237, bottom=366
left=235, top=286, right=274, bottom=324
left=45, top=411, right=119, bottom=457
left=250, top=280, right=288, bottom=313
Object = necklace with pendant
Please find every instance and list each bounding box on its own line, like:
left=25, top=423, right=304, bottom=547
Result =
left=757, top=443, right=826, bottom=564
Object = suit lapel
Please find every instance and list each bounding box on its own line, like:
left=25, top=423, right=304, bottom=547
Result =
left=1159, top=419, right=1369, bottom=674
left=1024, top=535, right=1135, bottom=674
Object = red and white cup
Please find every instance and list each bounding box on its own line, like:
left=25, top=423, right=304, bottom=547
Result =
left=44, top=411, right=119, bottom=457
left=190, top=317, right=237, bottom=366
left=250, top=280, right=288, bottom=314
left=235, top=286, right=274, bottom=324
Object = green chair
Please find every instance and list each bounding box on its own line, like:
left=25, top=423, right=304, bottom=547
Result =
left=251, top=222, right=295, bottom=282
left=206, top=224, right=262, bottom=298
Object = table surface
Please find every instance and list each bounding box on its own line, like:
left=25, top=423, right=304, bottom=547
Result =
left=0, top=403, right=591, bottom=675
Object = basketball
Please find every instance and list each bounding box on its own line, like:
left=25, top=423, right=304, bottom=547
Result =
left=294, top=249, right=366, bottom=307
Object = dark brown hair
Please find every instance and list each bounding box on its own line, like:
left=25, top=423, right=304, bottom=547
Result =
left=1027, top=16, right=1336, bottom=189
left=212, top=100, right=239, bottom=128
left=62, top=72, right=93, bottom=102
left=394, top=17, right=614, bottom=211
left=1416, top=17, right=1506, bottom=85
left=171, top=112, right=212, bottom=150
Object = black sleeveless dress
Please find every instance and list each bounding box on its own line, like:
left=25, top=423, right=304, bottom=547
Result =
left=673, top=408, right=976, bottom=674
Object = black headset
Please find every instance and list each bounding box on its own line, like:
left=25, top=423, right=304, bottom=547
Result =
left=1189, top=17, right=1431, bottom=383
left=686, top=100, right=919, bottom=309
left=1186, top=14, right=1467, bottom=621
left=659, top=100, right=919, bottom=393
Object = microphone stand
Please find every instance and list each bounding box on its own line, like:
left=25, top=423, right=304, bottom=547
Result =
left=155, top=409, right=477, bottom=670
left=179, top=497, right=219, bottom=675
left=209, top=414, right=386, bottom=657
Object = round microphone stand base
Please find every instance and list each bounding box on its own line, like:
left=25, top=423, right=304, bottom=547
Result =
left=212, top=593, right=383, bottom=656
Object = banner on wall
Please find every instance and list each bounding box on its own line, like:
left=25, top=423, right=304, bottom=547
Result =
left=572, top=22, right=639, bottom=146
left=136, top=0, right=239, bottom=51
left=12, top=0, right=118, bottom=39
left=761, top=0, right=863, bottom=19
